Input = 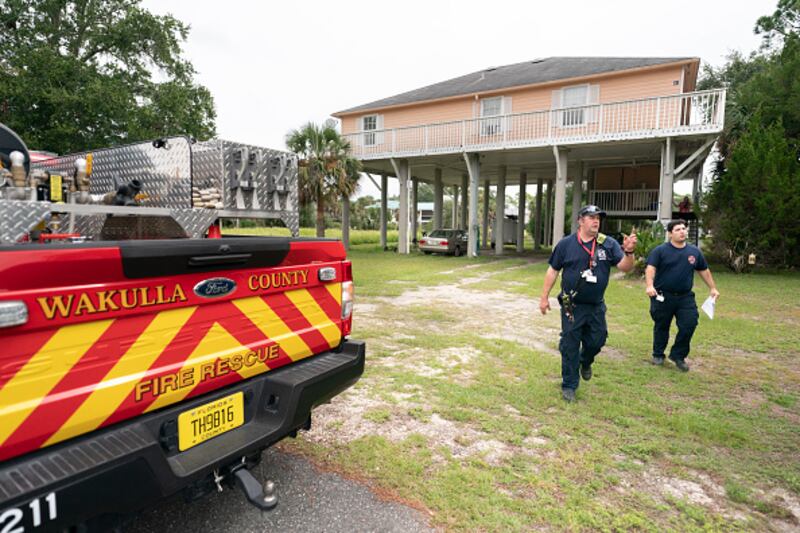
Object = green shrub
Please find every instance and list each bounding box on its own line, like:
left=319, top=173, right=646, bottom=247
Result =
left=631, top=221, right=665, bottom=275
left=704, top=116, right=800, bottom=269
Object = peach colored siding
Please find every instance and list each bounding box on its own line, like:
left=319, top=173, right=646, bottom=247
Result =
left=340, top=63, right=692, bottom=135
left=345, top=98, right=474, bottom=134
left=593, top=67, right=683, bottom=103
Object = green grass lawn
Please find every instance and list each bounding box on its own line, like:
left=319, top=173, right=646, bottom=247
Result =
left=278, top=236, right=800, bottom=531
left=224, top=226, right=399, bottom=246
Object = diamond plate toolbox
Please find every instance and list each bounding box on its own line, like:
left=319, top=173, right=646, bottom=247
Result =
left=22, top=137, right=300, bottom=237
left=31, top=137, right=193, bottom=208
left=193, top=139, right=299, bottom=214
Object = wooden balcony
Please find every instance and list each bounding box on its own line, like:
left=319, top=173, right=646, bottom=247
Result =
left=589, top=189, right=660, bottom=217
left=344, top=89, right=725, bottom=160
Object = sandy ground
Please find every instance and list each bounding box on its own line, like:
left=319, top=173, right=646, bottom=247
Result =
left=306, top=262, right=556, bottom=467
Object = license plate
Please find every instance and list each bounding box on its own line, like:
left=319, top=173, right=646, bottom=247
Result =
left=178, top=392, right=244, bottom=451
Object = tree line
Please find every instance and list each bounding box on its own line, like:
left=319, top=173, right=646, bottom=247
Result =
left=0, top=0, right=215, bottom=153
left=699, top=0, right=800, bottom=269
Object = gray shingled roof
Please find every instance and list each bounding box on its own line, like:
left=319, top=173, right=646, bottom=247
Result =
left=335, top=57, right=693, bottom=115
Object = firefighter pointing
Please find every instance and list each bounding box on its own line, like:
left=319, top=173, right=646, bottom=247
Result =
left=539, top=205, right=637, bottom=402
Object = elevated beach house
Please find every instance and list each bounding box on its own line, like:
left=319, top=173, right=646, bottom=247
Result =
left=333, top=57, right=724, bottom=255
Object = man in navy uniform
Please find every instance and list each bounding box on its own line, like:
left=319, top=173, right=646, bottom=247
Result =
left=539, top=205, right=637, bottom=402
left=645, top=219, right=719, bottom=371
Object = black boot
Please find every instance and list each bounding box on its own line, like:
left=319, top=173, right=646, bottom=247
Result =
left=674, top=359, right=690, bottom=372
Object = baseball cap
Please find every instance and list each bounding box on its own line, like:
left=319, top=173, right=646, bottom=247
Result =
left=577, top=205, right=606, bottom=218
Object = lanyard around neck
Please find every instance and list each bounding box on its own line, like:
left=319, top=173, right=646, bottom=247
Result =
left=577, top=233, right=596, bottom=269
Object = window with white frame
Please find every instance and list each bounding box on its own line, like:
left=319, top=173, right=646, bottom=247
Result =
left=560, top=85, right=589, bottom=126
left=480, top=97, right=503, bottom=135
left=362, top=115, right=378, bottom=145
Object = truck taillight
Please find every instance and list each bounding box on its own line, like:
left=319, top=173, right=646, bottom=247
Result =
left=0, top=301, right=28, bottom=328
left=341, top=261, right=353, bottom=336
left=341, top=260, right=353, bottom=320
left=341, top=281, right=353, bottom=319
left=441, top=240, right=448, bottom=246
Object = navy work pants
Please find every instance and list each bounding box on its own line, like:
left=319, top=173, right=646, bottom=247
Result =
left=650, top=292, right=699, bottom=361
left=559, top=302, right=607, bottom=391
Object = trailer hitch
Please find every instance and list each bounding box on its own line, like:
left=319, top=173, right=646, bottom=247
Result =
left=232, top=467, right=278, bottom=511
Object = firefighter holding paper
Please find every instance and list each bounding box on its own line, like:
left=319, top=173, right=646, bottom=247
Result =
left=645, top=219, right=719, bottom=372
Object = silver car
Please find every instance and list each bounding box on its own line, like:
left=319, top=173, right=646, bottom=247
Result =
left=419, top=229, right=468, bottom=256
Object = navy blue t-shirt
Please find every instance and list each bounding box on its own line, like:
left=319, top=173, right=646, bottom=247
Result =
left=646, top=242, right=708, bottom=293
left=548, top=233, right=624, bottom=304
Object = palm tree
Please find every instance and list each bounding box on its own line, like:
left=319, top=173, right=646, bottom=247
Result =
left=286, top=121, right=361, bottom=238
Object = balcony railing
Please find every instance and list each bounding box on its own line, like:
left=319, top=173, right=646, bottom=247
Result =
left=344, top=89, right=725, bottom=160
left=589, top=189, right=660, bottom=215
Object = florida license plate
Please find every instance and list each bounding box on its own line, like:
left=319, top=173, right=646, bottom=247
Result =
left=178, top=392, right=244, bottom=451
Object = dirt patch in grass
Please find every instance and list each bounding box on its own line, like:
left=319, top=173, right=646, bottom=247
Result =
left=616, top=465, right=746, bottom=519
left=737, top=388, right=768, bottom=408
left=438, top=263, right=488, bottom=275
left=767, top=488, right=800, bottom=522
left=613, top=462, right=800, bottom=530
left=374, top=345, right=479, bottom=382
left=355, top=302, right=381, bottom=316
left=306, top=387, right=520, bottom=466
left=371, top=275, right=561, bottom=356
left=309, top=264, right=563, bottom=465
left=769, top=404, right=800, bottom=425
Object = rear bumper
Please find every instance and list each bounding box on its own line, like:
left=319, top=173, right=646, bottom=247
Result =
left=0, top=340, right=365, bottom=531
left=419, top=244, right=450, bottom=253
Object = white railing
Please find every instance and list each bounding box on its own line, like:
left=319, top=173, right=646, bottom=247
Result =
left=344, top=89, right=725, bottom=159
left=589, top=189, right=660, bottom=214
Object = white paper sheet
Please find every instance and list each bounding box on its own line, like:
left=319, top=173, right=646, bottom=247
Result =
left=701, top=296, right=716, bottom=319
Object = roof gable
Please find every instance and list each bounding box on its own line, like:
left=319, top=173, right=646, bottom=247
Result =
left=335, top=57, right=695, bottom=115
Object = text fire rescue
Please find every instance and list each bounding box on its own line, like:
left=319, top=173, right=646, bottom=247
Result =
left=35, top=269, right=311, bottom=319
left=134, top=344, right=281, bottom=402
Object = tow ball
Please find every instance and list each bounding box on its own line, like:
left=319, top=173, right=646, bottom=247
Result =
left=232, top=467, right=278, bottom=511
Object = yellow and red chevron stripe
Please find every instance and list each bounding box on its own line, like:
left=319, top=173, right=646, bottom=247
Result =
left=0, top=284, right=342, bottom=461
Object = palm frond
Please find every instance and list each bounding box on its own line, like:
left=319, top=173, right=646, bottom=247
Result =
left=285, top=120, right=363, bottom=205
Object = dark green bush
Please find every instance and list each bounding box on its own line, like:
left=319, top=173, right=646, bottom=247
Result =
left=704, top=116, right=800, bottom=269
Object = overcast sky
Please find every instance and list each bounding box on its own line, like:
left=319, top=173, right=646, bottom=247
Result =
left=144, top=0, right=772, bottom=199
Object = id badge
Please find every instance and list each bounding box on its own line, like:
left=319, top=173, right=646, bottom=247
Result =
left=582, top=270, right=598, bottom=284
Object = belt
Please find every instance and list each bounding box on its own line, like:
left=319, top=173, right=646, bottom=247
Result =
left=659, top=290, right=692, bottom=297
left=573, top=300, right=604, bottom=307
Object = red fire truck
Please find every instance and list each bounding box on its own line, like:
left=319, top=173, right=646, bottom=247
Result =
left=0, top=124, right=364, bottom=531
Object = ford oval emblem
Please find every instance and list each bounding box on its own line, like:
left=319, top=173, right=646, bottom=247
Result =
left=193, top=277, right=237, bottom=299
